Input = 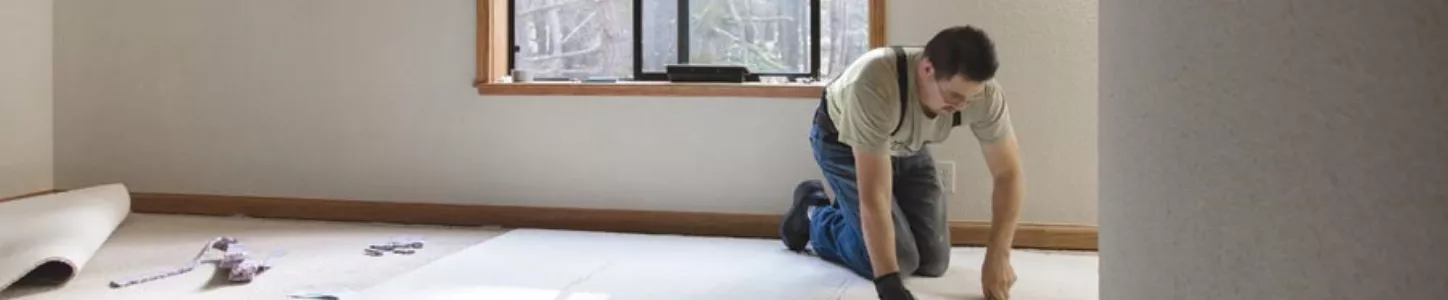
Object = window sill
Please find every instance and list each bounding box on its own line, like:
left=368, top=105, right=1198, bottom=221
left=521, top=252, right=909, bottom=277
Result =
left=476, top=81, right=825, bottom=99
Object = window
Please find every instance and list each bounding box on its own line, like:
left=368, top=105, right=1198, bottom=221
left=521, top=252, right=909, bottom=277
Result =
left=509, top=0, right=634, bottom=80
left=492, top=0, right=878, bottom=83
left=633, top=0, right=821, bottom=81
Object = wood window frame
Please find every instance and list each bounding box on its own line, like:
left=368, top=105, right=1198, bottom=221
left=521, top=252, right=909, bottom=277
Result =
left=475, top=0, right=887, bottom=98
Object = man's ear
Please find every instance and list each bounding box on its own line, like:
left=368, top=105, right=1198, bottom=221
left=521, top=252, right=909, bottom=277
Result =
left=918, top=58, right=936, bottom=79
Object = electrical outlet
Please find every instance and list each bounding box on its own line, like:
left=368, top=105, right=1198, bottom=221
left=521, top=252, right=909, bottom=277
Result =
left=936, top=161, right=956, bottom=194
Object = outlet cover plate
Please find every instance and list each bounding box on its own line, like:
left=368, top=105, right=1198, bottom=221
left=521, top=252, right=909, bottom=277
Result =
left=937, top=161, right=956, bottom=194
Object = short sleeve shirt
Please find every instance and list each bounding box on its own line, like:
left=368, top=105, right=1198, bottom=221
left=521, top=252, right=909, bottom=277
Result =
left=825, top=47, right=1014, bottom=156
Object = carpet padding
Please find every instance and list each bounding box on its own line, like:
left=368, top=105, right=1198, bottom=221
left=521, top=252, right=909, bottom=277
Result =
left=355, top=229, right=1099, bottom=300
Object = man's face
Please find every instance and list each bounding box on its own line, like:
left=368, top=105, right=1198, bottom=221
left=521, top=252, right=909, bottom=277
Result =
left=922, top=74, right=985, bottom=117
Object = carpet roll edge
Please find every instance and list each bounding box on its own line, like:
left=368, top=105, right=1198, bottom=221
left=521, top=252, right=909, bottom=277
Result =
left=0, top=183, right=132, bottom=292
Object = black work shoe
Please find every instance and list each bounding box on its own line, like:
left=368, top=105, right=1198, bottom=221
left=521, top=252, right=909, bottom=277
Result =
left=782, top=180, right=829, bottom=252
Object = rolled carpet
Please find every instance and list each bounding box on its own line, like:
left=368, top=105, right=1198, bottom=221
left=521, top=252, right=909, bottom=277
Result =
left=0, top=184, right=131, bottom=292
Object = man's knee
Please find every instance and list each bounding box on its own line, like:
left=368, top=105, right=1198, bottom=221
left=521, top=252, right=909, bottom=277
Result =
left=913, top=236, right=952, bottom=277
left=914, top=255, right=949, bottom=277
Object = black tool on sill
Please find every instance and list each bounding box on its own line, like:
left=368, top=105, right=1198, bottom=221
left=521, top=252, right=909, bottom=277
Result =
left=665, top=64, right=750, bottom=83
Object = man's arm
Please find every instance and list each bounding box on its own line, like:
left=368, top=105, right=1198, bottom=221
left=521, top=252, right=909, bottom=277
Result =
left=853, top=149, right=899, bottom=278
left=982, top=134, right=1023, bottom=254
left=979, top=133, right=1023, bottom=299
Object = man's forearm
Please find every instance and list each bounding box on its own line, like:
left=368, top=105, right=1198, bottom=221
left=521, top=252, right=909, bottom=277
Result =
left=854, top=150, right=899, bottom=278
left=987, top=173, right=1023, bottom=254
left=860, top=187, right=899, bottom=277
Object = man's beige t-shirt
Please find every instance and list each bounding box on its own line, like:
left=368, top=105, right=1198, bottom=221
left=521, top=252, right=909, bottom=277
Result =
left=825, top=47, right=1013, bottom=156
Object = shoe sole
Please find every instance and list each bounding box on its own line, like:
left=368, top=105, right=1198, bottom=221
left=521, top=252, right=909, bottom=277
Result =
left=782, top=180, right=825, bottom=252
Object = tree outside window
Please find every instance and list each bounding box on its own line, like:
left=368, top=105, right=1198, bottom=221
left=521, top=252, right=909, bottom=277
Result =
left=510, top=0, right=870, bottom=82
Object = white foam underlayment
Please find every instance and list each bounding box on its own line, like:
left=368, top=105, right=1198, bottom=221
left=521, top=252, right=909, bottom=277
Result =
left=0, top=184, right=130, bottom=292
left=355, top=229, right=1099, bottom=300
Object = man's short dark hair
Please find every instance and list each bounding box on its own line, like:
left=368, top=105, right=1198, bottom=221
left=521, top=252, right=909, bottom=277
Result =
left=923, top=26, right=999, bottom=82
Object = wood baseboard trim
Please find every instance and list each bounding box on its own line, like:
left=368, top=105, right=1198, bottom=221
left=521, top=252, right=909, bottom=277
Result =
left=130, top=193, right=779, bottom=239
left=131, top=193, right=1097, bottom=251
left=949, top=222, right=1097, bottom=251
left=1, top=189, right=61, bottom=202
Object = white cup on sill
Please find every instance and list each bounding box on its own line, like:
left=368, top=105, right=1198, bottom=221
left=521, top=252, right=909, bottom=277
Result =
left=511, top=69, right=533, bottom=83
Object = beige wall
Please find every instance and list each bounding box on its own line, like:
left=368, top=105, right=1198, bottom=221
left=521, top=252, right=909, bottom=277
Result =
left=54, top=0, right=1097, bottom=225
left=1102, top=0, right=1447, bottom=298
left=0, top=0, right=54, bottom=198
left=891, top=0, right=1099, bottom=225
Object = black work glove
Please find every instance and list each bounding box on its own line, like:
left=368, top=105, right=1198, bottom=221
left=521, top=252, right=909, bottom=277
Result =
left=873, top=272, right=917, bottom=300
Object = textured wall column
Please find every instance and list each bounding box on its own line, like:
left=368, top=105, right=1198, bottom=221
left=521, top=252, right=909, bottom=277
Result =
left=1102, top=0, right=1447, bottom=299
left=0, top=0, right=54, bottom=197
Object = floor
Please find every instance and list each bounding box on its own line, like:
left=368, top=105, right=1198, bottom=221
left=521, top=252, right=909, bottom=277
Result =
left=356, top=229, right=1099, bottom=300
left=1, top=214, right=1098, bottom=300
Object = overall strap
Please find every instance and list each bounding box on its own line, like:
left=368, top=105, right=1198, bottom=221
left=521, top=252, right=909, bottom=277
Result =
left=889, top=46, right=910, bottom=136
left=953, top=105, right=963, bottom=127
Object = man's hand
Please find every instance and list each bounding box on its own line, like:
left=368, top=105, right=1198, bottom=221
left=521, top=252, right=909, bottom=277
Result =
left=874, top=272, right=918, bottom=300
left=981, top=252, right=1016, bottom=300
